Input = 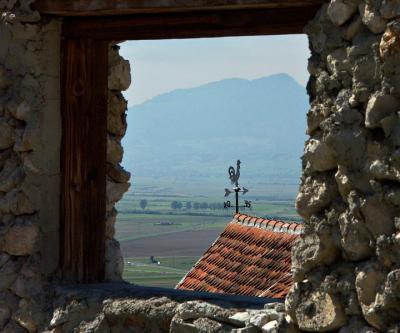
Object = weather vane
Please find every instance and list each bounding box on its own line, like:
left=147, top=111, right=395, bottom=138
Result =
left=224, top=160, right=251, bottom=213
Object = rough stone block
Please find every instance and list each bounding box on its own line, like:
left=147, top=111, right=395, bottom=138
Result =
left=295, top=290, right=347, bottom=331
left=359, top=1, right=388, bottom=34
left=365, top=93, right=400, bottom=128
left=107, top=135, right=123, bottom=165
left=360, top=196, right=395, bottom=237
left=2, top=217, right=39, bottom=256
left=328, top=0, right=359, bottom=26
left=0, top=119, right=15, bottom=150
left=296, top=174, right=338, bottom=219
left=338, top=211, right=373, bottom=260
left=355, top=262, right=387, bottom=330
left=304, top=139, right=337, bottom=172
left=105, top=238, right=124, bottom=281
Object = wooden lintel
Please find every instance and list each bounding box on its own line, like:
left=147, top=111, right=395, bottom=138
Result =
left=60, top=37, right=108, bottom=283
left=36, top=0, right=327, bottom=16
left=62, top=7, right=321, bottom=40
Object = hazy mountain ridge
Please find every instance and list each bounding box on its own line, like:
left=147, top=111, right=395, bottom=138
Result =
left=122, top=73, right=308, bottom=184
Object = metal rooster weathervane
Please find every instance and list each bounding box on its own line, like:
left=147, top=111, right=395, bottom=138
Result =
left=224, top=160, right=251, bottom=213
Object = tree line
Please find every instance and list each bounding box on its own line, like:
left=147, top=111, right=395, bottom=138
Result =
left=138, top=199, right=225, bottom=211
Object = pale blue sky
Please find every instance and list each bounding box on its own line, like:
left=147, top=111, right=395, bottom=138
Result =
left=120, top=35, right=310, bottom=106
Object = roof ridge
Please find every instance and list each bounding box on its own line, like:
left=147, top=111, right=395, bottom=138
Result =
left=232, top=213, right=303, bottom=235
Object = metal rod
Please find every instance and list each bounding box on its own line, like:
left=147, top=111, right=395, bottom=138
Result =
left=235, top=188, right=239, bottom=214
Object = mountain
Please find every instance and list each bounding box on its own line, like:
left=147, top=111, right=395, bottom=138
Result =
left=122, top=73, right=308, bottom=186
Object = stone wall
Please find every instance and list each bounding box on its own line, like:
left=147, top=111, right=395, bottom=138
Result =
left=2, top=0, right=400, bottom=332
left=0, top=1, right=61, bottom=332
left=290, top=1, right=400, bottom=331
left=45, top=284, right=295, bottom=333
left=0, top=2, right=133, bottom=330
left=105, top=43, right=131, bottom=282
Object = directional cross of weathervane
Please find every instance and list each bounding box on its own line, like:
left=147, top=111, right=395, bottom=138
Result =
left=224, top=160, right=251, bottom=214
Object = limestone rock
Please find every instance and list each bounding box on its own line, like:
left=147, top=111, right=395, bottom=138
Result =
left=0, top=119, right=15, bottom=149
left=307, top=104, right=326, bottom=135
left=335, top=167, right=371, bottom=199
left=0, top=305, right=10, bottom=330
left=107, top=112, right=127, bottom=137
left=365, top=93, right=400, bottom=128
left=229, top=312, right=251, bottom=325
left=338, top=211, right=373, bottom=260
left=0, top=65, right=11, bottom=92
left=376, top=234, right=400, bottom=267
left=0, top=149, right=12, bottom=171
left=2, top=320, right=28, bottom=333
left=74, top=313, right=110, bottom=333
left=0, top=290, right=20, bottom=313
left=296, top=174, right=338, bottom=219
left=103, top=297, right=177, bottom=332
left=360, top=196, right=395, bottom=237
left=175, top=301, right=240, bottom=327
left=328, top=0, right=360, bottom=26
left=9, top=101, right=32, bottom=122
left=108, top=49, right=131, bottom=91
left=107, top=163, right=131, bottom=183
left=380, top=113, right=398, bottom=137
left=106, top=208, right=117, bottom=239
left=0, top=189, right=35, bottom=215
left=359, top=0, right=388, bottom=34
left=380, top=20, right=400, bottom=57
left=380, top=0, right=400, bottom=19
left=107, top=135, right=123, bottom=165
left=14, top=120, right=39, bottom=152
left=323, top=121, right=366, bottom=169
left=0, top=258, right=21, bottom=289
left=305, top=4, right=347, bottom=54
left=338, top=317, right=379, bottom=332
left=343, top=17, right=364, bottom=41
left=304, top=139, right=337, bottom=172
left=327, top=48, right=351, bottom=75
left=108, top=91, right=128, bottom=116
left=0, top=156, right=23, bottom=193
left=12, top=299, right=44, bottom=333
left=386, top=188, right=400, bottom=205
left=11, top=271, right=44, bottom=299
left=355, top=262, right=387, bottom=330
left=262, top=320, right=279, bottom=333
left=232, top=327, right=259, bottom=333
left=105, top=238, right=124, bottom=281
left=0, top=253, right=10, bottom=268
left=49, top=307, right=69, bottom=328
left=106, top=180, right=130, bottom=207
left=295, top=289, right=347, bottom=331
left=369, top=159, right=400, bottom=182
left=192, top=317, right=230, bottom=332
left=249, top=313, right=270, bottom=328
left=2, top=217, right=39, bottom=256
left=170, top=319, right=198, bottom=333
left=292, top=233, right=339, bottom=281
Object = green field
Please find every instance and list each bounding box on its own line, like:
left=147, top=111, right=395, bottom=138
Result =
left=116, top=180, right=300, bottom=288
left=123, top=256, right=198, bottom=287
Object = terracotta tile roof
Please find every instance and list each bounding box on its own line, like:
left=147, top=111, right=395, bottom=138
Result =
left=176, top=213, right=303, bottom=299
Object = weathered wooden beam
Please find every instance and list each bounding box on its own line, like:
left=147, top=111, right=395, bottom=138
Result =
left=36, top=0, right=327, bottom=16
left=62, top=7, right=320, bottom=39
left=60, top=37, right=108, bottom=283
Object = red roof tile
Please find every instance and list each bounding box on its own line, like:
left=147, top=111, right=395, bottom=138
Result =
left=176, top=214, right=303, bottom=299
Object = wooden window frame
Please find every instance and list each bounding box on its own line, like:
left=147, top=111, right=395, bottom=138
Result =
left=59, top=6, right=321, bottom=283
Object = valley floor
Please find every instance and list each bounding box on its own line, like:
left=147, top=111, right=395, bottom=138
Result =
left=116, top=183, right=300, bottom=288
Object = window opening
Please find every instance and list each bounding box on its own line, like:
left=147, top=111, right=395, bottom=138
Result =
left=116, top=35, right=309, bottom=290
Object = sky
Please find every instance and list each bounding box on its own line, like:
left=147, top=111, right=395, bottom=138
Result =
left=119, top=35, right=310, bottom=106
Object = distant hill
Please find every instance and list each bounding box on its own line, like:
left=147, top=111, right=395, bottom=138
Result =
left=122, top=73, right=308, bottom=185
